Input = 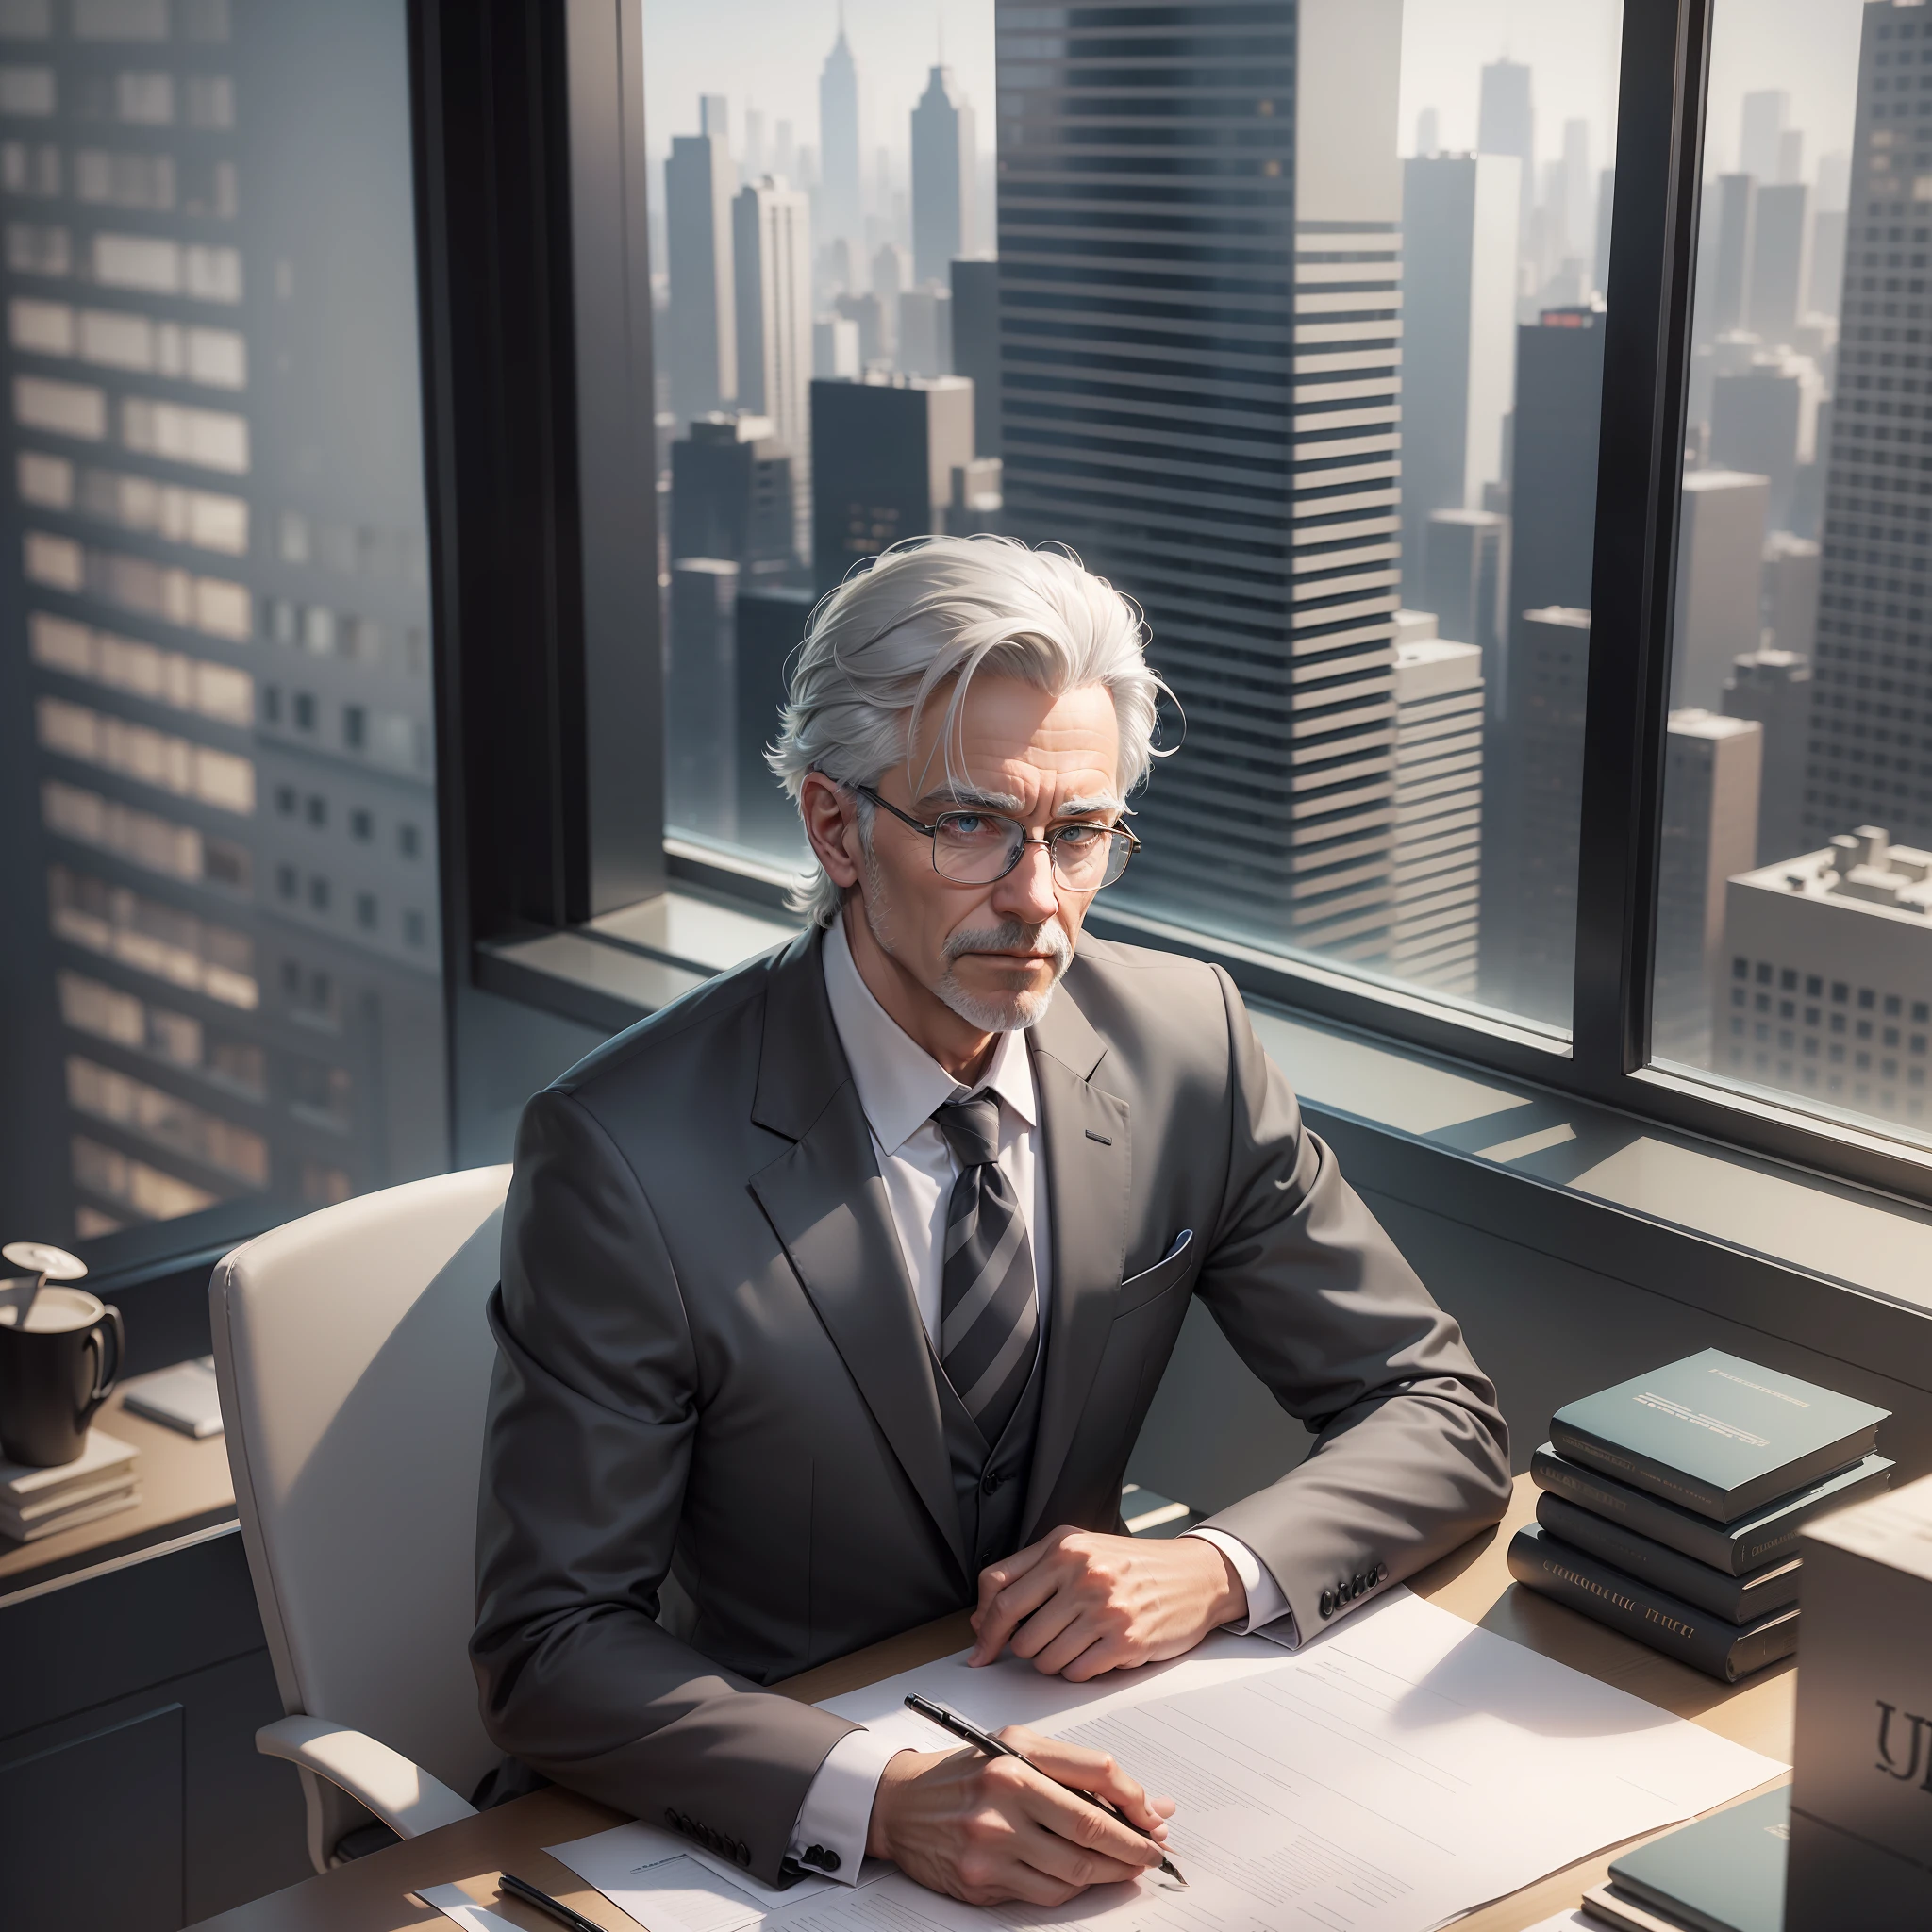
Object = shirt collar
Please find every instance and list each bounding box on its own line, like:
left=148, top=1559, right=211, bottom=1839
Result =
left=822, top=913, right=1039, bottom=1156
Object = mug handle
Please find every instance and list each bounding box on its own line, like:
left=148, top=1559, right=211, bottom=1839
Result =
left=78, top=1304, right=125, bottom=1430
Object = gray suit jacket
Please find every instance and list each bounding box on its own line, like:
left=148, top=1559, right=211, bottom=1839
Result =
left=472, top=927, right=1509, bottom=1883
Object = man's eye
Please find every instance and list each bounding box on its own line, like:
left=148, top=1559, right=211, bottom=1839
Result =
left=941, top=814, right=999, bottom=839
left=1055, top=824, right=1104, bottom=849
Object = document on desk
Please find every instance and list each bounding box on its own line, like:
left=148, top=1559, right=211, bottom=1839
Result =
left=557, top=1590, right=1781, bottom=1932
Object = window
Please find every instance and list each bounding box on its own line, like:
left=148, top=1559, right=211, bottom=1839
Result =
left=1652, top=0, right=1931, bottom=1158
left=0, top=0, right=448, bottom=1257
left=648, top=4, right=1624, bottom=1037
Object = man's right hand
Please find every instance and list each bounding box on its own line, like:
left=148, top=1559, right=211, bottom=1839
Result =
left=864, top=1724, right=1176, bottom=1907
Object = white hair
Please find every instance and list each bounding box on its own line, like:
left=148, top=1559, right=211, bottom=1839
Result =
left=767, top=535, right=1171, bottom=927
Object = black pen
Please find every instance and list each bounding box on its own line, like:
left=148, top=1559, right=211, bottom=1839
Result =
left=904, top=1692, right=1188, bottom=1887
left=497, top=1871, right=608, bottom=1932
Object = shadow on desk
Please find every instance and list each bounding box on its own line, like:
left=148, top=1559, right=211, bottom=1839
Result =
left=183, top=1472, right=1793, bottom=1932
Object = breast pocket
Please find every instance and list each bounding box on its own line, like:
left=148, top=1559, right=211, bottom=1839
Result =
left=1114, top=1228, right=1194, bottom=1316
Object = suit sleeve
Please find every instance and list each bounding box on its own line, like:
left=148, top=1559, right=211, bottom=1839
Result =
left=1190, top=967, right=1512, bottom=1636
left=471, top=1088, right=857, bottom=1885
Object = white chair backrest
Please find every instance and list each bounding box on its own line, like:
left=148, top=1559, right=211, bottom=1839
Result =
left=210, top=1164, right=512, bottom=1840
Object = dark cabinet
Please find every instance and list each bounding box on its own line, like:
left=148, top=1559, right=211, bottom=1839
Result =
left=0, top=1528, right=308, bottom=1930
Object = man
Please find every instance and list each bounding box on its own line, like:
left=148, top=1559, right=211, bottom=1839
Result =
left=473, top=536, right=1510, bottom=1909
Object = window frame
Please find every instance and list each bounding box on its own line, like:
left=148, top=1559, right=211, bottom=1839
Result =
left=421, top=0, right=1932, bottom=1212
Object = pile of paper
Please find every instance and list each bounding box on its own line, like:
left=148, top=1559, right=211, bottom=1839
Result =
left=0, top=1429, right=139, bottom=1543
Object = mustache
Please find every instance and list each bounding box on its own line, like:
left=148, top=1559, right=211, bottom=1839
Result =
left=942, top=919, right=1073, bottom=972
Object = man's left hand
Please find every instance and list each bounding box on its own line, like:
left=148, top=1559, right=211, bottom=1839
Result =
left=969, top=1529, right=1247, bottom=1679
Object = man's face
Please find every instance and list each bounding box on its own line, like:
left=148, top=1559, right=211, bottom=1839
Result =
left=856, top=677, right=1123, bottom=1032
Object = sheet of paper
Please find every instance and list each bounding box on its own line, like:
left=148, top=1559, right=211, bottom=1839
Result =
left=1523, top=1917, right=1594, bottom=1931
left=767, top=1590, right=1784, bottom=1932
left=549, top=1818, right=877, bottom=1932
left=415, top=1883, right=529, bottom=1932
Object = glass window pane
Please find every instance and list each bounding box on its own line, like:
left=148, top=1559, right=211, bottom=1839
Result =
left=1655, top=0, right=1929, bottom=1151
left=651, top=1, right=1624, bottom=1039
left=0, top=1, right=448, bottom=1260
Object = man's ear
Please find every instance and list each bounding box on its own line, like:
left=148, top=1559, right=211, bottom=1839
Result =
left=798, top=772, right=864, bottom=889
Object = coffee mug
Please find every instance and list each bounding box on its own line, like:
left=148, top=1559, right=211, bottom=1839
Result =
left=0, top=1285, right=125, bottom=1466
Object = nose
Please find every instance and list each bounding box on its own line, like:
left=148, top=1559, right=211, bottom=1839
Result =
left=991, top=838, right=1060, bottom=925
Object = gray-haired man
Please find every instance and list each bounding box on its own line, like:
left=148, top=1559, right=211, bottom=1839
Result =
left=472, top=537, right=1510, bottom=1909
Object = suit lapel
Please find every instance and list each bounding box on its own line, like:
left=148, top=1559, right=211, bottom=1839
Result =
left=1021, top=986, right=1130, bottom=1542
left=747, top=932, right=970, bottom=1583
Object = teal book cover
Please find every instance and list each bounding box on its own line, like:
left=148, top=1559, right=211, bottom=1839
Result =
left=1607, top=1785, right=1790, bottom=1932
left=1550, top=1351, right=1888, bottom=1522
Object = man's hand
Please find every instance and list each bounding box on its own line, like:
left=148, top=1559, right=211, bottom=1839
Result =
left=865, top=1726, right=1175, bottom=1907
left=969, top=1528, right=1246, bottom=1679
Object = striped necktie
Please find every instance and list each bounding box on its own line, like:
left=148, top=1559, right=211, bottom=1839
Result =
left=932, top=1094, right=1039, bottom=1447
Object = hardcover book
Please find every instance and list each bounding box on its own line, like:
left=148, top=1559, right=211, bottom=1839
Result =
left=1535, top=1493, right=1802, bottom=1624
left=1607, top=1784, right=1790, bottom=1932
left=1550, top=1350, right=1887, bottom=1522
left=1507, top=1525, right=1799, bottom=1682
left=1530, top=1442, right=1893, bottom=1575
left=0, top=1428, right=138, bottom=1507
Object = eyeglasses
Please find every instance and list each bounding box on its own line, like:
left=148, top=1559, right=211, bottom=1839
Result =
left=853, top=785, right=1141, bottom=891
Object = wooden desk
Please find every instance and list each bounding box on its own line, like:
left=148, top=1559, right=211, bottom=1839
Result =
left=0, top=1387, right=236, bottom=1604
left=188, top=1474, right=1792, bottom=1932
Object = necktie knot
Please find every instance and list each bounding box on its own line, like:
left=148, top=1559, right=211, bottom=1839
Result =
left=934, top=1094, right=1001, bottom=1170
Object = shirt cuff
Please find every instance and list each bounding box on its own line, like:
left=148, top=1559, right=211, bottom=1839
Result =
left=1185, top=1526, right=1300, bottom=1646
left=788, top=1728, right=907, bottom=1885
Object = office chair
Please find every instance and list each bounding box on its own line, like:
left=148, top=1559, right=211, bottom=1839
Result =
left=210, top=1164, right=513, bottom=1874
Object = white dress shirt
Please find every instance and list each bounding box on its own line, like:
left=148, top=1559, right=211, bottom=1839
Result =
left=785, top=918, right=1293, bottom=1882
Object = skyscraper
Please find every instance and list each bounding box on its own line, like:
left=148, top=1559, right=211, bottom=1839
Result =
left=1477, top=58, right=1536, bottom=232
left=1710, top=175, right=1757, bottom=337
left=1761, top=531, right=1821, bottom=658
left=1674, top=471, right=1771, bottom=710
left=1710, top=363, right=1803, bottom=530
left=0, top=3, right=445, bottom=1242
left=809, top=374, right=973, bottom=592
left=665, top=128, right=738, bottom=421
left=1399, top=154, right=1519, bottom=607
left=669, top=415, right=798, bottom=571
left=1739, top=90, right=1790, bottom=185
left=1389, top=628, right=1485, bottom=994
left=1724, top=647, right=1813, bottom=865
left=1562, top=118, right=1593, bottom=275
left=1485, top=607, right=1591, bottom=1022
left=667, top=558, right=740, bottom=841
left=950, top=258, right=1000, bottom=457
left=1423, top=510, right=1508, bottom=716
left=1747, top=182, right=1811, bottom=343
left=998, top=0, right=1407, bottom=959
left=818, top=20, right=862, bottom=247
left=1722, top=825, right=1932, bottom=1126
left=910, top=64, right=975, bottom=285
left=1805, top=0, right=1932, bottom=850
left=1655, top=709, right=1763, bottom=1064
left=733, top=175, right=812, bottom=552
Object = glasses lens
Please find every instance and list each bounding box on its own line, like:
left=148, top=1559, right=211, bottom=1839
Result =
left=1051, top=824, right=1132, bottom=890
left=931, top=811, right=1024, bottom=883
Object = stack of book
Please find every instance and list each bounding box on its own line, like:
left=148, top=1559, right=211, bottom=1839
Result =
left=1508, top=1350, right=1892, bottom=1681
left=1580, top=1784, right=1790, bottom=1932
left=0, top=1429, right=141, bottom=1544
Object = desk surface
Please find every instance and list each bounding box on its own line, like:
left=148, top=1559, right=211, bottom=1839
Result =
left=188, top=1474, right=1794, bottom=1932
left=0, top=1387, right=236, bottom=1604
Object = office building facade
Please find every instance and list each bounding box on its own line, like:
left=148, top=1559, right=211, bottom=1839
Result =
left=0, top=1, right=445, bottom=1243
left=997, top=0, right=1407, bottom=959
left=949, top=256, right=999, bottom=457
left=668, top=414, right=798, bottom=572
left=1477, top=57, right=1535, bottom=231
left=1805, top=0, right=1932, bottom=851
left=1655, top=709, right=1763, bottom=1064
left=1724, top=646, right=1814, bottom=866
left=910, top=64, right=974, bottom=286
left=1422, top=508, right=1507, bottom=719
left=1673, top=470, right=1772, bottom=710
left=1398, top=154, right=1519, bottom=609
left=818, top=23, right=862, bottom=247
left=664, top=129, right=737, bottom=423
left=809, top=373, right=973, bottom=592
left=1722, top=825, right=1932, bottom=1126
left=1388, top=629, right=1484, bottom=994
left=732, top=175, right=811, bottom=553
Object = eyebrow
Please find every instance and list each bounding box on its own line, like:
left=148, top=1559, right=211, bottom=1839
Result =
left=910, top=784, right=1124, bottom=820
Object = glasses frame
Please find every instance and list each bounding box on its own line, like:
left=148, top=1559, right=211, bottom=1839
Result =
left=851, top=784, right=1141, bottom=891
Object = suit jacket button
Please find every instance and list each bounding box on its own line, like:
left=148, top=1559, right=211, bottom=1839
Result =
left=1375, top=1561, right=1389, bottom=1584
left=1353, top=1572, right=1367, bottom=1597
left=981, top=1471, right=1002, bottom=1495
left=1319, top=1588, right=1336, bottom=1619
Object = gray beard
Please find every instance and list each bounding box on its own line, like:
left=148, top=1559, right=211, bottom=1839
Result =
left=858, top=856, right=1073, bottom=1033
